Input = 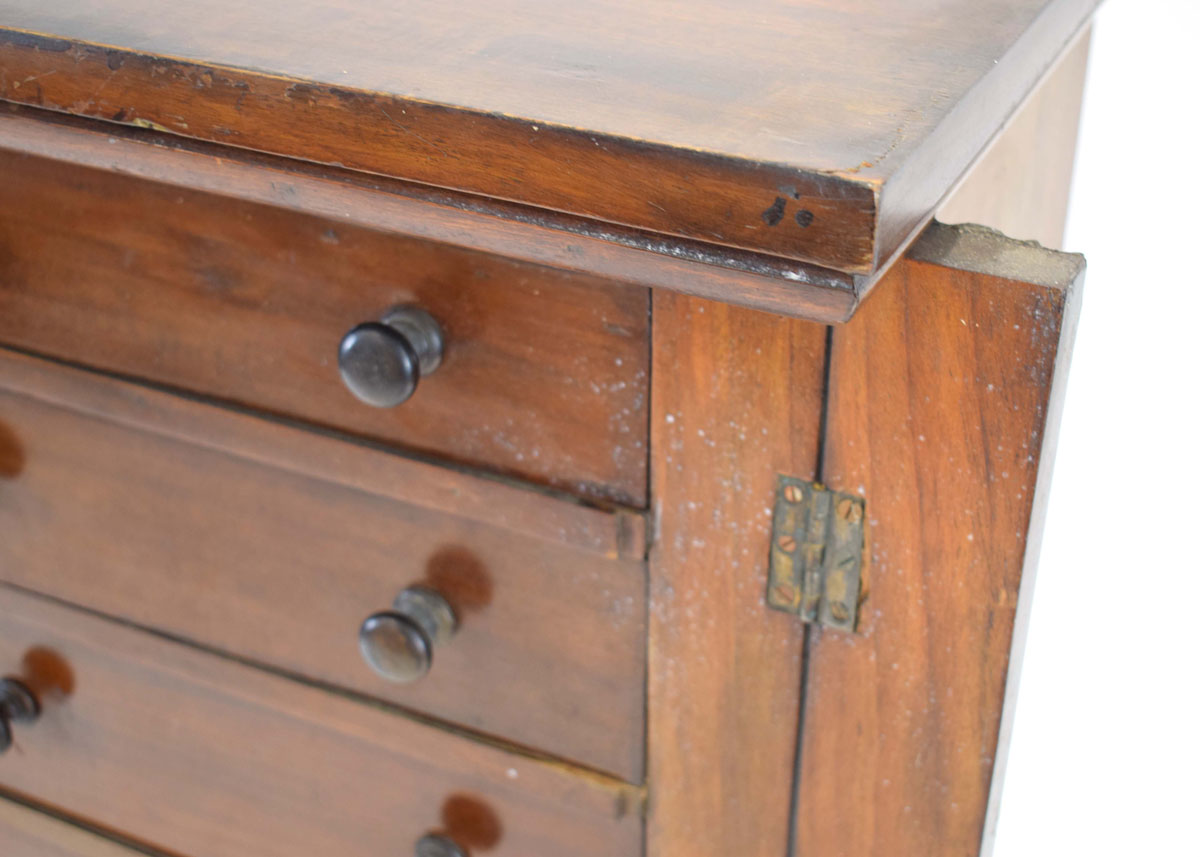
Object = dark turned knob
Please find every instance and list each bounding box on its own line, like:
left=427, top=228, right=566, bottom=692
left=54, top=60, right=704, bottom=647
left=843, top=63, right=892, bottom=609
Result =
left=0, top=677, right=40, bottom=754
left=359, top=586, right=458, bottom=684
left=415, top=834, right=467, bottom=857
left=338, top=306, right=445, bottom=407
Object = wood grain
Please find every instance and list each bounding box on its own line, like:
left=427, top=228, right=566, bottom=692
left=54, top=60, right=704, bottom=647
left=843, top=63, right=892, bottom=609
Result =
left=0, top=347, right=644, bottom=560
left=0, top=105, right=861, bottom=323
left=0, top=148, right=650, bottom=506
left=0, top=0, right=1098, bottom=274
left=0, top=348, right=647, bottom=781
left=0, top=585, right=643, bottom=857
left=0, top=799, right=155, bottom=857
left=793, top=222, right=1084, bottom=857
left=940, top=28, right=1090, bottom=249
left=646, top=293, right=828, bottom=856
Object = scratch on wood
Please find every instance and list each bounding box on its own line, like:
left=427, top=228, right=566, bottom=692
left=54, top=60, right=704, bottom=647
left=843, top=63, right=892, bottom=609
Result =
left=130, top=117, right=173, bottom=133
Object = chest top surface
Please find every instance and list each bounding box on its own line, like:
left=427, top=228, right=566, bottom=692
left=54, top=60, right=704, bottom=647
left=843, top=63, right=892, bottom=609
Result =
left=0, top=0, right=1096, bottom=285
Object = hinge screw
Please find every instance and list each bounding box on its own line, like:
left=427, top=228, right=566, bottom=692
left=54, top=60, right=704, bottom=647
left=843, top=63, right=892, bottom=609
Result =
left=837, top=498, right=863, bottom=523
left=777, top=535, right=797, bottom=552
left=783, top=484, right=804, bottom=503
left=829, top=602, right=850, bottom=623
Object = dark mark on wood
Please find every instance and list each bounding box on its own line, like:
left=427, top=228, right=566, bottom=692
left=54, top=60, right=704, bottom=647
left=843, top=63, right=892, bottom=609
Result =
left=762, top=196, right=787, bottom=226
left=795, top=209, right=814, bottom=228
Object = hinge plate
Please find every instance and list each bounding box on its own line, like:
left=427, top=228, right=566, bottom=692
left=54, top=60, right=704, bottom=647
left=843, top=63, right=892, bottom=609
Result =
left=766, top=476, right=865, bottom=631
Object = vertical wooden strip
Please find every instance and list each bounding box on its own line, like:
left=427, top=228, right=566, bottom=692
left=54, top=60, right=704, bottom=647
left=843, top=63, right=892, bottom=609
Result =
left=794, top=223, right=1084, bottom=857
left=647, top=294, right=829, bottom=857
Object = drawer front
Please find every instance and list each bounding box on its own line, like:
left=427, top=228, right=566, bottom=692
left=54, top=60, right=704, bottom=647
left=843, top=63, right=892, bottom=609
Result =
left=0, top=149, right=648, bottom=506
left=0, top=586, right=642, bottom=857
left=0, top=349, right=646, bottom=781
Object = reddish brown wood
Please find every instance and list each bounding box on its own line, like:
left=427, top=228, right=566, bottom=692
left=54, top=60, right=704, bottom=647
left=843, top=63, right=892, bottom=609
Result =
left=0, top=27, right=872, bottom=270
left=0, top=347, right=645, bottom=560
left=0, top=149, right=650, bottom=506
left=0, top=105, right=861, bottom=323
left=0, top=0, right=1098, bottom=277
left=793, top=222, right=1084, bottom=857
left=0, top=2, right=1099, bottom=846
left=646, top=293, right=828, bottom=857
left=0, top=348, right=647, bottom=781
left=0, top=799, right=149, bottom=857
left=0, top=586, right=643, bottom=857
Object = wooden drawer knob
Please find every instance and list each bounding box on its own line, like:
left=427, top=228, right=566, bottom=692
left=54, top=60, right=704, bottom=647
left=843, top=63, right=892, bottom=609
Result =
left=338, top=306, right=444, bottom=407
left=0, top=677, right=40, bottom=754
left=414, top=833, right=467, bottom=857
left=358, top=586, right=458, bottom=683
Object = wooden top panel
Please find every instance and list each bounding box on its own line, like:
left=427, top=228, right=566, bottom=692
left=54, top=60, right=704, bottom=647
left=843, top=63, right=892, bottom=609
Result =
left=0, top=0, right=1096, bottom=277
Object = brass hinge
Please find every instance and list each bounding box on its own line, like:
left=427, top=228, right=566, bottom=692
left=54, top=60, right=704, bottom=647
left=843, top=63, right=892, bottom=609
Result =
left=766, top=476, right=865, bottom=631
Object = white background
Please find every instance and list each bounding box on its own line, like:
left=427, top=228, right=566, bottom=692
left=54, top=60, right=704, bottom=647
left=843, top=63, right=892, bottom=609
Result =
left=992, top=1, right=1199, bottom=853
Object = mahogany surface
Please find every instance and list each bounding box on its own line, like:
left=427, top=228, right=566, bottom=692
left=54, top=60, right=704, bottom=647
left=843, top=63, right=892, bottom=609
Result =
left=0, top=6, right=1095, bottom=854
left=0, top=798, right=150, bottom=857
left=0, top=104, right=862, bottom=323
left=0, top=585, right=642, bottom=857
left=0, top=148, right=650, bottom=506
left=0, top=0, right=1097, bottom=284
left=0, top=348, right=647, bottom=781
left=795, top=222, right=1083, bottom=857
left=647, top=293, right=827, bottom=857
left=640, top=222, right=1084, bottom=857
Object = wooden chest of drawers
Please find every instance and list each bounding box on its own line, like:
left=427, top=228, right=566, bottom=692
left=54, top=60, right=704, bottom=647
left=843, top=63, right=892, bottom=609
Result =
left=0, top=2, right=1096, bottom=856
